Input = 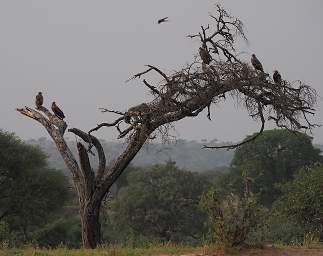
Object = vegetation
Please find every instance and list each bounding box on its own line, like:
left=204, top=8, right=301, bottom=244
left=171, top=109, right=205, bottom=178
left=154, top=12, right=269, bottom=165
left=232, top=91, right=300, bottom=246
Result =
left=17, top=1, right=317, bottom=247
left=107, top=162, right=210, bottom=244
left=200, top=186, right=264, bottom=247
left=227, top=130, right=322, bottom=206
left=1, top=128, right=323, bottom=251
left=1, top=244, right=323, bottom=256
left=272, top=165, right=323, bottom=241
left=0, top=130, right=72, bottom=247
left=27, top=137, right=234, bottom=173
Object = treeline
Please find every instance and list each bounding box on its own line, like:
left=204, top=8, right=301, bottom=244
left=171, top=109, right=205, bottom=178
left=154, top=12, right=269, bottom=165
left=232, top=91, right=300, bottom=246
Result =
left=27, top=137, right=234, bottom=172
left=0, top=129, right=322, bottom=248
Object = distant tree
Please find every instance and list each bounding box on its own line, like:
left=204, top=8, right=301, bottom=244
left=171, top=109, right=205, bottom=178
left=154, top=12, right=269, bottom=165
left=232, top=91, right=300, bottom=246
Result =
left=274, top=165, right=323, bottom=238
left=0, top=130, right=70, bottom=245
left=17, top=4, right=317, bottom=248
left=109, top=163, right=210, bottom=243
left=228, top=129, right=322, bottom=206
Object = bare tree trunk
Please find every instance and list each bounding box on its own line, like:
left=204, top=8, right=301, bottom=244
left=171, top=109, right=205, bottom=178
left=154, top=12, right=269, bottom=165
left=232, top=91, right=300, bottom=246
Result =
left=16, top=106, right=153, bottom=248
left=80, top=200, right=101, bottom=248
left=17, top=5, right=317, bottom=247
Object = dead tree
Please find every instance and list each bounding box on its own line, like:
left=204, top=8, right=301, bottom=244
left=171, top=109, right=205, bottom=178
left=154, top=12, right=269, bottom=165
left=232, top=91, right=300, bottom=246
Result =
left=17, top=4, right=318, bottom=248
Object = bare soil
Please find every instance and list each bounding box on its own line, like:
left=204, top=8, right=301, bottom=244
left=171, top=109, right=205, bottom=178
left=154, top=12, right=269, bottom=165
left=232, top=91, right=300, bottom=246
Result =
left=176, top=247, right=323, bottom=256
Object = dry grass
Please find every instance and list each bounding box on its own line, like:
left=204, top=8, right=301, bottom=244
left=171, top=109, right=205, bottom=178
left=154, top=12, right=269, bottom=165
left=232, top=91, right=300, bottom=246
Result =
left=1, top=245, right=323, bottom=256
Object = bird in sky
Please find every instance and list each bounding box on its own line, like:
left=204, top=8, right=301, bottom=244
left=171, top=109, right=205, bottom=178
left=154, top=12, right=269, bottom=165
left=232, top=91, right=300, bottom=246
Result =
left=158, top=17, right=169, bottom=24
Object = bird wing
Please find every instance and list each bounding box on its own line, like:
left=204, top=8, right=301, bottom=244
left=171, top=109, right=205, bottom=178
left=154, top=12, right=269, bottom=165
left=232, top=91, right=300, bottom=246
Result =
left=252, top=57, right=263, bottom=71
left=158, top=17, right=168, bottom=23
left=54, top=105, right=65, bottom=118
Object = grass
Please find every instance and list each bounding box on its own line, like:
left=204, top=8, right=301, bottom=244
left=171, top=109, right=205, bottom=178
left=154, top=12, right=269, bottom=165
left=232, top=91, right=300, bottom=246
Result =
left=0, top=243, right=201, bottom=256
left=1, top=243, right=323, bottom=256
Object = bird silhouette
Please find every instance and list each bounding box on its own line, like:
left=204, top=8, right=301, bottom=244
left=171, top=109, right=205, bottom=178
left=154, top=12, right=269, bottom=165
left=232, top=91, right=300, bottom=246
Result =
left=251, top=54, right=264, bottom=72
left=199, top=47, right=212, bottom=65
left=158, top=17, right=169, bottom=24
left=273, top=70, right=282, bottom=84
left=35, top=92, right=43, bottom=109
left=51, top=101, right=65, bottom=119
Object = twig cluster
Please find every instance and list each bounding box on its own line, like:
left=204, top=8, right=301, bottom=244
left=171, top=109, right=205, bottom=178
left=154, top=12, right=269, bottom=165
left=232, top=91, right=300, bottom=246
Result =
left=92, top=5, right=317, bottom=149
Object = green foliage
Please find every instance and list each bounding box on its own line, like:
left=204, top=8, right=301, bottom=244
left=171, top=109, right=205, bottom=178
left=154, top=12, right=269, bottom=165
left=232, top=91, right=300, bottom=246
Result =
left=273, top=165, right=323, bottom=237
left=33, top=217, right=82, bottom=248
left=264, top=212, right=306, bottom=244
left=107, top=162, right=211, bottom=244
left=0, top=130, right=71, bottom=246
left=228, top=129, right=322, bottom=206
left=200, top=178, right=266, bottom=247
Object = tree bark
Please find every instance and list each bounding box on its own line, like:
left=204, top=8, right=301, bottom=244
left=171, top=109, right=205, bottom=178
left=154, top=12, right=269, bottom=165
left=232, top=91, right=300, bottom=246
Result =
left=80, top=200, right=101, bottom=248
left=16, top=6, right=317, bottom=247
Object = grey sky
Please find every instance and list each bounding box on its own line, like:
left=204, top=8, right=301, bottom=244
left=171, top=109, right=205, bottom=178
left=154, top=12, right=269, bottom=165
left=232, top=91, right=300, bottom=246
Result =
left=0, top=0, right=322, bottom=143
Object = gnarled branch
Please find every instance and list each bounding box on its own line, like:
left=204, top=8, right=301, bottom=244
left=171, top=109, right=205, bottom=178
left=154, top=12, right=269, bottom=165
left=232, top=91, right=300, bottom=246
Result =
left=69, top=128, right=107, bottom=182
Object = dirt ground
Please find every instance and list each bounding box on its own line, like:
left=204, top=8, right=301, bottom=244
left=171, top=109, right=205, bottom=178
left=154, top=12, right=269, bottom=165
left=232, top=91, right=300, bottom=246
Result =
left=175, top=247, right=323, bottom=256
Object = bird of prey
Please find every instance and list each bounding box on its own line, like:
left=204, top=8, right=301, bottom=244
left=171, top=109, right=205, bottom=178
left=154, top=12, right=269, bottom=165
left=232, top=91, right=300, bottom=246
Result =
left=157, top=17, right=169, bottom=24
left=273, top=70, right=282, bottom=84
left=199, top=47, right=212, bottom=65
left=251, top=54, right=264, bottom=72
left=51, top=102, right=65, bottom=119
left=35, top=92, right=43, bottom=109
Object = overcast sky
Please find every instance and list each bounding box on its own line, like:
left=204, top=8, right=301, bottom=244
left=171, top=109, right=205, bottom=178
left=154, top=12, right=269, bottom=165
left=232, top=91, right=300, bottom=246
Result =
left=0, top=0, right=322, bottom=144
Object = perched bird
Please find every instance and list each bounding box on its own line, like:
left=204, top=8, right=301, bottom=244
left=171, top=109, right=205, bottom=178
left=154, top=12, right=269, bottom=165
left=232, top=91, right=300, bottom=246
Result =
left=51, top=101, right=65, bottom=119
left=35, top=92, right=43, bottom=109
left=157, top=17, right=169, bottom=24
left=273, top=70, right=282, bottom=84
left=199, top=46, right=212, bottom=65
left=251, top=54, right=264, bottom=72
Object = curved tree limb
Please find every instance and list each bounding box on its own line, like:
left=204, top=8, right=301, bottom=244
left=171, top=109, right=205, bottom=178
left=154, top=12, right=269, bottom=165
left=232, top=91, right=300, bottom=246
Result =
left=203, top=104, right=265, bottom=149
left=69, top=128, right=107, bottom=182
left=77, top=142, right=95, bottom=198
left=16, top=106, right=83, bottom=196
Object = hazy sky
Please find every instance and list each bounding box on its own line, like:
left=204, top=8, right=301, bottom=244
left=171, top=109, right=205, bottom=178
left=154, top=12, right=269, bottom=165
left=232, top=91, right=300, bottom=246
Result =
left=0, top=0, right=322, bottom=143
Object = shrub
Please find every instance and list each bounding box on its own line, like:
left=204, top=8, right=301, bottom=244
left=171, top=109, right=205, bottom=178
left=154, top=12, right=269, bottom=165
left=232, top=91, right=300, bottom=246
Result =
left=200, top=181, right=265, bottom=247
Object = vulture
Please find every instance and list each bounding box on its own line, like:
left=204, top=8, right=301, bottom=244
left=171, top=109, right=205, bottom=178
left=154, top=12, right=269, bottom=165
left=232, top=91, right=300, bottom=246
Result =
left=35, top=92, right=43, bottom=109
left=251, top=54, right=264, bottom=72
left=157, top=17, right=169, bottom=24
left=199, top=46, right=212, bottom=65
left=51, top=102, right=65, bottom=119
left=273, top=70, right=282, bottom=84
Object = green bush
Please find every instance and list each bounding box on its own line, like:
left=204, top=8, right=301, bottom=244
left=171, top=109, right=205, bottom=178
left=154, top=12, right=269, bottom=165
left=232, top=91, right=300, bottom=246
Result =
left=106, top=163, right=211, bottom=244
left=266, top=165, right=323, bottom=243
left=200, top=183, right=265, bottom=247
left=33, top=217, right=82, bottom=248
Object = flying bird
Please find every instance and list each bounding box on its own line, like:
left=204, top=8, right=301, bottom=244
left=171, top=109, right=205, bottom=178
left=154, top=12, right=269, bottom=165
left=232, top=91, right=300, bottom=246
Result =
left=157, top=17, right=169, bottom=24
left=251, top=54, right=264, bottom=72
left=199, top=47, right=212, bottom=65
left=35, top=92, right=43, bottom=109
left=273, top=70, right=282, bottom=84
left=51, top=101, right=65, bottom=119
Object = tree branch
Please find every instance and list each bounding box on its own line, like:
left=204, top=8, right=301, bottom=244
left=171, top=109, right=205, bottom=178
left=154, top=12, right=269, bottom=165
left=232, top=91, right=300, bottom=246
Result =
left=17, top=107, right=81, bottom=182
left=88, top=117, right=124, bottom=135
left=203, top=104, right=265, bottom=149
left=77, top=142, right=95, bottom=198
left=69, top=128, right=107, bottom=182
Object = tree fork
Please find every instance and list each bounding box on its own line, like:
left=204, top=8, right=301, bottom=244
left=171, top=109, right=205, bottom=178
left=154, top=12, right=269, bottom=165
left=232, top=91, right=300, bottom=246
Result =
left=17, top=4, right=317, bottom=248
left=17, top=106, right=153, bottom=248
